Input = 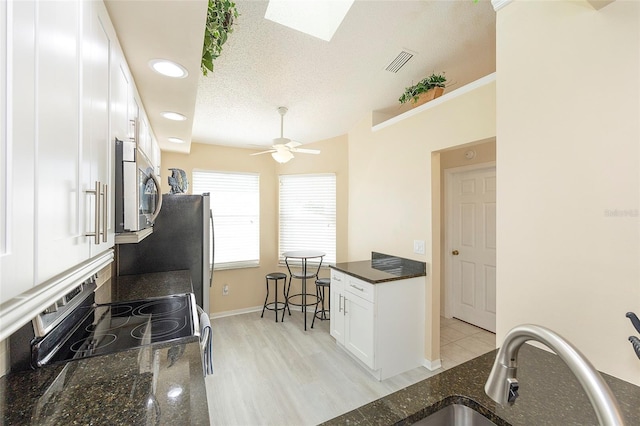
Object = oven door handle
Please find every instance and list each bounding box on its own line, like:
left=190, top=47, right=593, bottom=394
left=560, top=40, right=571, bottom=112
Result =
left=149, top=172, right=163, bottom=224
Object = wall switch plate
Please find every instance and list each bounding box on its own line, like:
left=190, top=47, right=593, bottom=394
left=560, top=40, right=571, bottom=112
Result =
left=222, top=284, right=229, bottom=296
left=413, top=240, right=425, bottom=255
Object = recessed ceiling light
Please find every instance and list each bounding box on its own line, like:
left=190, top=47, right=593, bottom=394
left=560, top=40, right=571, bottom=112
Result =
left=161, top=111, right=187, bottom=121
left=149, top=59, right=188, bottom=78
left=265, top=0, right=354, bottom=42
left=168, top=137, right=185, bottom=144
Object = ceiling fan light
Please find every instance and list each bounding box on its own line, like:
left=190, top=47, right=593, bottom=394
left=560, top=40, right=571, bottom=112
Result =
left=272, top=150, right=293, bottom=163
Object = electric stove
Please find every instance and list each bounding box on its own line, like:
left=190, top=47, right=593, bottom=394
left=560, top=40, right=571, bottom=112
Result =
left=32, top=292, right=198, bottom=368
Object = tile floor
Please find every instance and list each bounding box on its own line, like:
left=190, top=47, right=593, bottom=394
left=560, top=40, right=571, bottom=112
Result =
left=440, top=316, right=496, bottom=370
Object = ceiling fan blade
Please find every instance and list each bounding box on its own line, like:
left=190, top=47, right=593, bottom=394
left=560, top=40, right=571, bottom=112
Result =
left=291, top=148, right=320, bottom=154
left=285, top=140, right=301, bottom=149
left=250, top=149, right=276, bottom=156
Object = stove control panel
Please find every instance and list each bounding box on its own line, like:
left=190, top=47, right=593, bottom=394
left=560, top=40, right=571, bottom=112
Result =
left=33, top=276, right=97, bottom=337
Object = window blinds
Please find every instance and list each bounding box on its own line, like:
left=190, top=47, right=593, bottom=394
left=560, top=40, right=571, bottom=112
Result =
left=192, top=170, right=260, bottom=269
left=279, top=173, right=336, bottom=265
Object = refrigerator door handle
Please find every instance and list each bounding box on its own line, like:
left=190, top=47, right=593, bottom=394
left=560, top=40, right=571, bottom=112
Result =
left=209, top=209, right=214, bottom=288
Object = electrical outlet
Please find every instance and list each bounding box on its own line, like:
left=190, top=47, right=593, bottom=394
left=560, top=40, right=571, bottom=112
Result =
left=222, top=284, right=229, bottom=296
left=413, top=240, right=425, bottom=255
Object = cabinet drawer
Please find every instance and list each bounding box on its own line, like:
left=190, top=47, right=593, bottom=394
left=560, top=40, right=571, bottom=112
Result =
left=331, top=270, right=345, bottom=286
left=346, top=276, right=374, bottom=303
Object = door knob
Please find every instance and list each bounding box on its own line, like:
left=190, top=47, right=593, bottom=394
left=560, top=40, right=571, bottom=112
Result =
left=452, top=250, right=459, bottom=255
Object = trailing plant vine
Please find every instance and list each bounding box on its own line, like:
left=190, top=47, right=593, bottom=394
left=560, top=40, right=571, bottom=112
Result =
left=201, top=0, right=239, bottom=76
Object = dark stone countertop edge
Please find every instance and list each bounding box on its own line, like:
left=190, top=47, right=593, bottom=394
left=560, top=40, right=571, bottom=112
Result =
left=330, top=252, right=426, bottom=284
left=320, top=345, right=640, bottom=426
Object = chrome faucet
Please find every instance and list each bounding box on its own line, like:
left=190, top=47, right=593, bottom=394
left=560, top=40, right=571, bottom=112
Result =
left=484, top=324, right=625, bottom=426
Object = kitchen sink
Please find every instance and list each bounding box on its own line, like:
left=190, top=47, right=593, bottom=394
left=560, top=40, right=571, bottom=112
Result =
left=412, top=404, right=498, bottom=426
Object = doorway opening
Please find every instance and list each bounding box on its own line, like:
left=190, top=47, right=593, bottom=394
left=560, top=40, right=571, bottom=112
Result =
left=430, top=138, right=496, bottom=365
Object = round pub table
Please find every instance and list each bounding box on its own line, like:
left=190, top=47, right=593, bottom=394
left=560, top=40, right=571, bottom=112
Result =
left=282, top=250, right=325, bottom=330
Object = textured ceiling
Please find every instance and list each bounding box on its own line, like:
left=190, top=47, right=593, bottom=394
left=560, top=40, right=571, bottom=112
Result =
left=107, top=0, right=496, bottom=154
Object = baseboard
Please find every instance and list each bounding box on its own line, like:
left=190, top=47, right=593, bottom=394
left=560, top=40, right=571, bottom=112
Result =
left=210, top=305, right=263, bottom=319
left=423, top=358, right=442, bottom=371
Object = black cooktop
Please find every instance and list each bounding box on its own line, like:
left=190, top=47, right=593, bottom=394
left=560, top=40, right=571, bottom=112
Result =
left=34, top=294, right=197, bottom=367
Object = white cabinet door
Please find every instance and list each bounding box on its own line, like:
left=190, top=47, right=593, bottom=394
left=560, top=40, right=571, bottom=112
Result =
left=137, top=114, right=151, bottom=161
left=84, top=1, right=114, bottom=256
left=344, top=292, right=375, bottom=369
left=151, top=137, right=161, bottom=177
left=35, top=0, right=88, bottom=283
left=330, top=271, right=345, bottom=343
left=111, top=62, right=129, bottom=142
left=128, top=93, right=139, bottom=142
left=0, top=0, right=36, bottom=303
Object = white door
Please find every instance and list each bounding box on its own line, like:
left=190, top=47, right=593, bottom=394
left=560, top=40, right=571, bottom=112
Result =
left=448, top=166, right=496, bottom=332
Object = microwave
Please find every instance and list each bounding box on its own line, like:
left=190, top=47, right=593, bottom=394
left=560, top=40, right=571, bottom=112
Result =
left=115, top=138, right=162, bottom=233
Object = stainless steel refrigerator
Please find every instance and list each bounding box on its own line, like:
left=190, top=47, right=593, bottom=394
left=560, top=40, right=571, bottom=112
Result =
left=116, top=193, right=213, bottom=313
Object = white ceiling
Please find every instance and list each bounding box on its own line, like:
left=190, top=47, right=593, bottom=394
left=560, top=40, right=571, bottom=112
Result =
left=106, top=0, right=496, bottom=154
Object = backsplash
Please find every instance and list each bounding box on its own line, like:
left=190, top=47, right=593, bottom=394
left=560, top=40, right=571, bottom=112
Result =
left=371, top=252, right=426, bottom=276
left=0, top=339, right=9, bottom=377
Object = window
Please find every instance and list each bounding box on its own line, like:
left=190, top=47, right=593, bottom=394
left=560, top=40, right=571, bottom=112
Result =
left=192, top=170, right=260, bottom=269
left=279, top=173, right=336, bottom=264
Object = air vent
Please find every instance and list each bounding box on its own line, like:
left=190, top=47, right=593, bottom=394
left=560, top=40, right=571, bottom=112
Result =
left=384, top=50, right=415, bottom=73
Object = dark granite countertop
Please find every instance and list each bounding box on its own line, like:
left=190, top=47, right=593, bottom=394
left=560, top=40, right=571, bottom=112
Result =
left=322, top=344, right=640, bottom=425
left=331, top=252, right=427, bottom=284
left=0, top=270, right=209, bottom=425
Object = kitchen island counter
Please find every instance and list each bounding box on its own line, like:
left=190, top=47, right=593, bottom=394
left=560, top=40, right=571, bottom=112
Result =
left=322, top=344, right=640, bottom=425
left=331, top=252, right=427, bottom=284
left=0, top=270, right=209, bottom=425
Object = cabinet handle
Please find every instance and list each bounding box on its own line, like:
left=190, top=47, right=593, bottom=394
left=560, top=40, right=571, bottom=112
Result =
left=333, top=276, right=341, bottom=282
left=350, top=284, right=364, bottom=292
left=85, top=181, right=101, bottom=245
left=129, top=119, right=137, bottom=143
left=338, top=294, right=342, bottom=313
left=344, top=298, right=347, bottom=315
left=101, top=183, right=108, bottom=243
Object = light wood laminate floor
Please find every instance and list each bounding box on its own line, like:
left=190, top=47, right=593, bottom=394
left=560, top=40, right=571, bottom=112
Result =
left=205, top=310, right=495, bottom=425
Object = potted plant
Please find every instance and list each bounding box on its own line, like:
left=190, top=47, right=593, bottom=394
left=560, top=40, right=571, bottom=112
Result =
left=201, top=0, right=239, bottom=76
left=398, top=72, right=447, bottom=107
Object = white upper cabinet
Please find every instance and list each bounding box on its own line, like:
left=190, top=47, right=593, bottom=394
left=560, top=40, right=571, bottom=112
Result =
left=0, top=0, right=36, bottom=303
left=151, top=137, right=161, bottom=177
left=111, top=62, right=129, bottom=142
left=35, top=0, right=88, bottom=282
left=0, top=0, right=150, bottom=305
left=83, top=1, right=115, bottom=256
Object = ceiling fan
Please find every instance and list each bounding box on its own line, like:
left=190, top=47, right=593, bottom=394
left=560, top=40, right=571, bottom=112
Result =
left=250, top=107, right=320, bottom=163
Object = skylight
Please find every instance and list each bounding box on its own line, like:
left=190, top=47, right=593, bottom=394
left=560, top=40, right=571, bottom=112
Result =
left=265, top=0, right=354, bottom=42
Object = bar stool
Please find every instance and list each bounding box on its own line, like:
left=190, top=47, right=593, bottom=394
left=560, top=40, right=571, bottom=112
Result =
left=311, top=277, right=331, bottom=328
left=261, top=272, right=289, bottom=322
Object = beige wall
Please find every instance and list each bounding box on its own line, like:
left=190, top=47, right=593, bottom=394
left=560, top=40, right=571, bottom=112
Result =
left=161, top=135, right=348, bottom=315
left=497, top=0, right=640, bottom=384
left=347, top=79, right=497, bottom=361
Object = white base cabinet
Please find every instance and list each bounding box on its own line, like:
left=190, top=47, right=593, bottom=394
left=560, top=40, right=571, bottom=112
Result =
left=330, top=269, right=425, bottom=381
